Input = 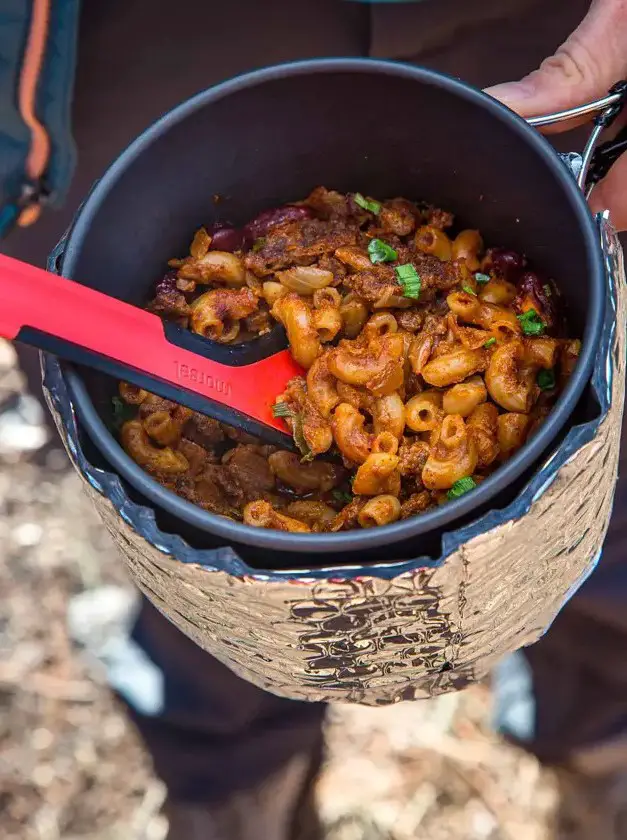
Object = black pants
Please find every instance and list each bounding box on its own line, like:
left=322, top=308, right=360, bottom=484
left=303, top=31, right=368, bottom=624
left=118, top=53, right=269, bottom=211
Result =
left=5, top=0, right=627, bottom=803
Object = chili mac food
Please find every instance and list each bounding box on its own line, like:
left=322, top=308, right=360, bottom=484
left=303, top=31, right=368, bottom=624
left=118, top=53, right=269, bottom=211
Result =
left=115, top=187, right=579, bottom=533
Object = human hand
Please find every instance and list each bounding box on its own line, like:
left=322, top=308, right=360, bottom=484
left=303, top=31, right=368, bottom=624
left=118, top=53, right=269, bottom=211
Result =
left=485, top=0, right=627, bottom=229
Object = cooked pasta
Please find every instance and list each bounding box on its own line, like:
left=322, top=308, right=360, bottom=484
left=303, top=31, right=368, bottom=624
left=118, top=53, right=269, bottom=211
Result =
left=118, top=186, right=578, bottom=531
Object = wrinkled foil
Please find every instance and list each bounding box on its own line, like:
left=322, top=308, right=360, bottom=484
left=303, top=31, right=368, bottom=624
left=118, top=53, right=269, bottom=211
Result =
left=42, top=215, right=625, bottom=704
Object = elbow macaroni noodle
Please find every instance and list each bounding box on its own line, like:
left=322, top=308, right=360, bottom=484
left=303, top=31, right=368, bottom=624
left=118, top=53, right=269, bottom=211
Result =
left=118, top=187, right=579, bottom=532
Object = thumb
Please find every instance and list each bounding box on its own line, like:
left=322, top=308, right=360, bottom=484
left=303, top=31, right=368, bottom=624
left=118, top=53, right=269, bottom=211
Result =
left=485, top=0, right=627, bottom=128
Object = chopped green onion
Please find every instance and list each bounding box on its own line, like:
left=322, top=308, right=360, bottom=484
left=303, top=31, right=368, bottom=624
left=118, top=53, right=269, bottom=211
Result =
left=395, top=263, right=421, bottom=299
left=273, top=403, right=313, bottom=460
left=332, top=489, right=353, bottom=505
left=111, top=397, right=135, bottom=431
left=291, top=411, right=314, bottom=462
left=447, top=476, right=477, bottom=500
left=462, top=285, right=477, bottom=296
left=272, top=401, right=293, bottom=418
left=517, top=308, right=546, bottom=336
left=252, top=237, right=267, bottom=252
left=368, top=238, right=398, bottom=265
left=353, top=193, right=381, bottom=215
left=484, top=337, right=496, bottom=348
left=543, top=283, right=552, bottom=297
left=475, top=272, right=490, bottom=285
left=537, top=368, right=556, bottom=391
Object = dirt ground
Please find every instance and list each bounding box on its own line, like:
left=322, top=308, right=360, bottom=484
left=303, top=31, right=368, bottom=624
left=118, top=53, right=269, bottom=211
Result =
left=0, top=340, right=566, bottom=840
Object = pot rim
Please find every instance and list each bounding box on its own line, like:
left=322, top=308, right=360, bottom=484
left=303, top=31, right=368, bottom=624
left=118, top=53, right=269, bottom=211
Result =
left=61, top=58, right=605, bottom=554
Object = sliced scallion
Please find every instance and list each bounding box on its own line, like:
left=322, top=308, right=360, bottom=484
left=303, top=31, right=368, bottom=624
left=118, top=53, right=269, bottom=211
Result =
left=447, top=476, right=477, bottom=500
left=537, top=368, right=556, bottom=391
left=272, top=402, right=293, bottom=419
left=368, top=238, right=398, bottom=265
left=353, top=193, right=382, bottom=214
left=517, top=308, right=545, bottom=336
left=395, top=263, right=421, bottom=299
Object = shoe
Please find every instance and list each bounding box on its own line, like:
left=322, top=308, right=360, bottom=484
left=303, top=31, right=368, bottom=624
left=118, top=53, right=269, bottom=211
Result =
left=552, top=763, right=627, bottom=839
left=550, top=738, right=627, bottom=839
left=164, top=751, right=323, bottom=840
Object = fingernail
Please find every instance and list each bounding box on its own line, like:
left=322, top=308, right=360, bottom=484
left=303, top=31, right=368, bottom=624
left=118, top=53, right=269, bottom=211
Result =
left=485, top=81, right=534, bottom=109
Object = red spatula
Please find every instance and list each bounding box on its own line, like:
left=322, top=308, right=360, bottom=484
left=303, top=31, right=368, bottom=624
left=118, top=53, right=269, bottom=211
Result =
left=0, top=253, right=302, bottom=448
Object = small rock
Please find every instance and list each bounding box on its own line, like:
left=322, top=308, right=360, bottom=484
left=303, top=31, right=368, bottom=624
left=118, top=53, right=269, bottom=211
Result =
left=31, top=728, right=54, bottom=751
left=12, top=522, right=43, bottom=547
left=471, top=804, right=498, bottom=838
left=103, top=715, right=127, bottom=742
left=32, top=764, right=55, bottom=788
left=44, top=447, right=69, bottom=472
left=146, top=814, right=169, bottom=840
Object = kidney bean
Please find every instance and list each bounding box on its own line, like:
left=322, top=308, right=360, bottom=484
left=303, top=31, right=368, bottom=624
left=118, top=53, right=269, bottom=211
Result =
left=205, top=222, right=245, bottom=253
left=483, top=247, right=526, bottom=282
left=243, top=205, right=314, bottom=241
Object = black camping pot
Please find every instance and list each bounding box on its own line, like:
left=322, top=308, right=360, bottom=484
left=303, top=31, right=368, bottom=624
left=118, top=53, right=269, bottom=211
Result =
left=56, top=59, right=615, bottom=565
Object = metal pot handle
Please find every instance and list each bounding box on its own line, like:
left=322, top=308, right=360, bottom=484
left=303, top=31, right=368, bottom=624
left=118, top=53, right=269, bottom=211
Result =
left=525, top=81, right=627, bottom=196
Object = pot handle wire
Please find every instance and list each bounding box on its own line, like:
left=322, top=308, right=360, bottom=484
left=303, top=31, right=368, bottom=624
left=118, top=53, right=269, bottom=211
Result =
left=525, top=81, right=627, bottom=196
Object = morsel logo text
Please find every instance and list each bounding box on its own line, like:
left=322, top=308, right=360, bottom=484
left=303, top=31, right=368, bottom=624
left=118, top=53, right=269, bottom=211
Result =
left=174, top=361, right=232, bottom=396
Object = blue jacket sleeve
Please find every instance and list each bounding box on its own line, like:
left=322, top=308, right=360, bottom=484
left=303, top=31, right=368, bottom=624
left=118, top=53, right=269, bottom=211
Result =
left=39, top=0, right=80, bottom=209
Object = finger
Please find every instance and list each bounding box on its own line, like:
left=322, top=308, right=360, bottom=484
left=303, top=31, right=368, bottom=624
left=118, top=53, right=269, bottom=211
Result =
left=588, top=151, right=627, bottom=231
left=485, top=0, right=627, bottom=133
